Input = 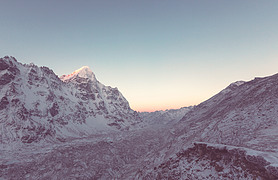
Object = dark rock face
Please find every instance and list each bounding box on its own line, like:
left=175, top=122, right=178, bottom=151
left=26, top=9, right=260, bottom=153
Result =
left=143, top=143, right=277, bottom=180
left=0, top=73, right=15, bottom=85
left=0, top=57, right=20, bottom=85
left=20, top=125, right=56, bottom=143
left=98, top=101, right=107, bottom=111
left=0, top=60, right=9, bottom=70
left=106, top=87, right=120, bottom=101
left=0, top=97, right=9, bottom=110
left=50, top=103, right=59, bottom=117
left=16, top=105, right=29, bottom=121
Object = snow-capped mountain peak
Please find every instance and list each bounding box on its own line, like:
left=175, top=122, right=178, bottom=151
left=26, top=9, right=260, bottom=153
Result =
left=60, top=66, right=96, bottom=82
left=0, top=56, right=142, bottom=143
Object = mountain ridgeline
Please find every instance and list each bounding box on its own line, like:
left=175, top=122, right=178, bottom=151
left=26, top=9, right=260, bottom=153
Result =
left=138, top=72, right=278, bottom=179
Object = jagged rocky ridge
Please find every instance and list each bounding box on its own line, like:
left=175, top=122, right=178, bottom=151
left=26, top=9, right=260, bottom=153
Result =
left=0, top=56, right=141, bottom=144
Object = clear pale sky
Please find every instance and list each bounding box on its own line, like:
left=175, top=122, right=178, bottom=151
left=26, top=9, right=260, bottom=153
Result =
left=1, top=1, right=278, bottom=112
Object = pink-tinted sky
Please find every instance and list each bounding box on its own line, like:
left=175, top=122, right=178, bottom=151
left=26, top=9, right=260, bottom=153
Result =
left=1, top=1, right=278, bottom=112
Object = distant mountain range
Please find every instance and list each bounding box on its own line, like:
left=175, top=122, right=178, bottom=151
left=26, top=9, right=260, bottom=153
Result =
left=1, top=56, right=278, bottom=179
left=139, top=106, right=193, bottom=127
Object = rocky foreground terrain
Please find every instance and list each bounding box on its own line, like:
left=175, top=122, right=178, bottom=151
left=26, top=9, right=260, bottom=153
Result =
left=1, top=56, right=278, bottom=179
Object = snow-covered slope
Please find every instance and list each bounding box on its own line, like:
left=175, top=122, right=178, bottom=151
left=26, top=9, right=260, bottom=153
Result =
left=174, top=75, right=278, bottom=151
left=137, top=73, right=278, bottom=179
left=0, top=56, right=141, bottom=144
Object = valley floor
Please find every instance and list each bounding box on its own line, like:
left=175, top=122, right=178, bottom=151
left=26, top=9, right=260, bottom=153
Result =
left=1, top=128, right=278, bottom=180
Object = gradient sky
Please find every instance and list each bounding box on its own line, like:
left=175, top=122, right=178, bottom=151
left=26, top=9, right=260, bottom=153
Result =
left=1, top=1, right=278, bottom=112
